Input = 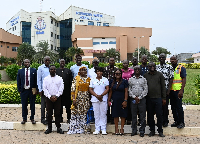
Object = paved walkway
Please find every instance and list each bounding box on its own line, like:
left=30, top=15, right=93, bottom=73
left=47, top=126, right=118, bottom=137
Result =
left=0, top=130, right=200, bottom=144
left=0, top=107, right=200, bottom=127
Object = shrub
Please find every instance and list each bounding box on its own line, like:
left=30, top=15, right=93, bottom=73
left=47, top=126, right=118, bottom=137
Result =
left=66, top=61, right=76, bottom=69
left=0, top=73, right=1, bottom=80
left=30, top=62, right=41, bottom=70
left=0, top=66, right=6, bottom=70
left=194, top=75, right=200, bottom=99
left=6, top=64, right=20, bottom=80
left=0, top=84, right=41, bottom=104
left=54, top=62, right=60, bottom=68
left=98, top=62, right=109, bottom=68
left=82, top=61, right=91, bottom=68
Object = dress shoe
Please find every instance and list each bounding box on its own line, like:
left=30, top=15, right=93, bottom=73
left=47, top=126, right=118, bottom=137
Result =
left=21, top=120, right=27, bottom=124
left=140, top=133, right=144, bottom=137
left=44, top=129, right=52, bottom=134
left=163, top=122, right=168, bottom=127
left=171, top=122, right=179, bottom=127
left=57, top=128, right=64, bottom=134
left=41, top=120, right=48, bottom=125
left=131, top=132, right=137, bottom=136
left=31, top=120, right=36, bottom=124
left=159, top=132, right=165, bottom=137
left=177, top=123, right=185, bottom=129
left=148, top=131, right=155, bottom=137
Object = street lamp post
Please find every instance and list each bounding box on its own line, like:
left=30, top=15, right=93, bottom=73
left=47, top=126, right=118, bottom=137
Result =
left=134, top=36, right=144, bottom=60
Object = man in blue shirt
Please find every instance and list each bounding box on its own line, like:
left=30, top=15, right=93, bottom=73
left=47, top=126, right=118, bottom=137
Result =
left=70, top=54, right=89, bottom=79
left=37, top=56, right=51, bottom=125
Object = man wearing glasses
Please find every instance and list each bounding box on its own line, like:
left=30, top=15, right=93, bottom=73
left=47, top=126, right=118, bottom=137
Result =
left=144, top=62, right=166, bottom=137
left=37, top=56, right=51, bottom=125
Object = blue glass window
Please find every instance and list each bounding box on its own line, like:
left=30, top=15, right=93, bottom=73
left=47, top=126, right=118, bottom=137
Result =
left=103, top=23, right=109, bottom=26
left=101, top=42, right=108, bottom=44
left=109, top=41, right=116, bottom=44
left=7, top=46, right=9, bottom=48
left=22, top=22, right=31, bottom=44
left=93, top=42, right=100, bottom=45
left=12, top=47, right=17, bottom=51
left=88, top=21, right=94, bottom=25
left=97, top=22, right=101, bottom=26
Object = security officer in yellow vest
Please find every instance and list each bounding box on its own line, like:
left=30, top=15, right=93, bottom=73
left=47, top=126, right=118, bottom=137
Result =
left=170, top=55, right=186, bottom=129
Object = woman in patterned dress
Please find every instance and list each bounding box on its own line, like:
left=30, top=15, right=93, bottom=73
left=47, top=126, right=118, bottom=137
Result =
left=67, top=66, right=91, bottom=134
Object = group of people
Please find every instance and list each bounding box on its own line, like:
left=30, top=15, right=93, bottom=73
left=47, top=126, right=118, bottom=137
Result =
left=17, top=53, right=186, bottom=137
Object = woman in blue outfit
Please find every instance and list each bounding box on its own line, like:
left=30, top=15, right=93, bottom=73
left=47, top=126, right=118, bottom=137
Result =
left=108, top=69, right=128, bottom=135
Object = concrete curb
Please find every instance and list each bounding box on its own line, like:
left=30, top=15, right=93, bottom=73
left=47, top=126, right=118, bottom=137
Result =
left=0, top=121, right=200, bottom=136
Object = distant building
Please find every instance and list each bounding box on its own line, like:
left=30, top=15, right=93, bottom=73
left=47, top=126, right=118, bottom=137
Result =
left=192, top=53, right=200, bottom=63
left=71, top=25, right=152, bottom=62
left=0, top=28, right=22, bottom=58
left=6, top=6, right=115, bottom=51
left=177, top=53, right=194, bottom=63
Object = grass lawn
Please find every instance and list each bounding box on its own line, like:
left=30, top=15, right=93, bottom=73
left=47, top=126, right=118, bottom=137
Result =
left=182, top=69, right=200, bottom=104
left=0, top=81, right=17, bottom=85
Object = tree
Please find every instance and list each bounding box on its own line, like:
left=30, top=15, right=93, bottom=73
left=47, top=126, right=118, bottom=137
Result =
left=65, top=47, right=84, bottom=62
left=34, top=40, right=58, bottom=63
left=103, top=48, right=120, bottom=61
left=17, top=42, right=36, bottom=63
left=149, top=54, right=159, bottom=62
left=133, top=46, right=150, bottom=60
left=0, top=56, right=7, bottom=66
left=152, top=47, right=171, bottom=56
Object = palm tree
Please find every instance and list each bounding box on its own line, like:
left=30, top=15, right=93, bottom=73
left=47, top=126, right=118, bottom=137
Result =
left=34, top=40, right=58, bottom=63
left=65, top=47, right=84, bottom=62
left=103, top=48, right=120, bottom=61
left=133, top=46, right=150, bottom=60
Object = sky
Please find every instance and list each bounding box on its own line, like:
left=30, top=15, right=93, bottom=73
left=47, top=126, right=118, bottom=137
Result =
left=0, top=0, right=200, bottom=56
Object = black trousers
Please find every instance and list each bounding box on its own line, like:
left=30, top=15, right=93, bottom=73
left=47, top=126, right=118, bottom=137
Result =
left=170, top=90, right=184, bottom=123
left=146, top=97, right=163, bottom=133
left=41, top=92, right=47, bottom=121
left=60, top=103, right=71, bottom=120
left=46, top=97, right=61, bottom=130
left=20, top=89, right=36, bottom=120
left=162, top=94, right=169, bottom=124
left=130, top=98, right=146, bottom=134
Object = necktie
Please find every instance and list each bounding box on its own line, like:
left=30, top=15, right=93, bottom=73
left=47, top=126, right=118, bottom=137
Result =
left=26, top=68, right=29, bottom=86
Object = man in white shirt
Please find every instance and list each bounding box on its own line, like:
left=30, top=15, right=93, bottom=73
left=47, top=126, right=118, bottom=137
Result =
left=43, top=65, right=64, bottom=134
left=88, top=59, right=99, bottom=79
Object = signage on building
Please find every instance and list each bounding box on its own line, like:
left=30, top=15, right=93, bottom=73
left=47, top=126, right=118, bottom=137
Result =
left=34, top=17, right=46, bottom=34
left=76, top=12, right=103, bottom=21
left=10, top=16, right=19, bottom=26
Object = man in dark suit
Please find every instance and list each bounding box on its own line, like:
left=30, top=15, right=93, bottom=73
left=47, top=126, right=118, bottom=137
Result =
left=17, top=59, right=37, bottom=124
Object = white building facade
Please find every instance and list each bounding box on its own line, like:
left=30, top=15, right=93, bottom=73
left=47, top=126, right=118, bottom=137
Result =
left=6, top=6, right=115, bottom=51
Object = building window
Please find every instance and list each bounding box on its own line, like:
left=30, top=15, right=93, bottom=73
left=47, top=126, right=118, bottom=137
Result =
left=103, top=23, right=109, bottom=26
left=97, top=22, right=101, bottom=26
left=51, top=19, right=53, bottom=24
left=88, top=21, right=94, bottom=25
left=7, top=46, right=9, bottom=48
left=55, top=34, right=56, bottom=39
left=15, top=26, right=16, bottom=30
left=109, top=41, right=116, bottom=44
left=77, top=20, right=78, bottom=22
left=55, top=46, right=56, bottom=50
left=12, top=47, right=17, bottom=51
left=13, top=27, right=14, bottom=31
left=57, top=35, right=59, bottom=39
left=197, top=59, right=199, bottom=61
left=57, top=23, right=59, bottom=27
left=51, top=44, right=53, bottom=50
left=93, top=42, right=100, bottom=45
left=80, top=20, right=83, bottom=22
left=1, top=45, right=2, bottom=47
left=101, top=42, right=108, bottom=44
left=51, top=32, right=53, bottom=37
left=55, top=22, right=56, bottom=26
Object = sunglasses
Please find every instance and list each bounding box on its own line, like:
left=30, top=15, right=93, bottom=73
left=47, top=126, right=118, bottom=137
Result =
left=115, top=73, right=121, bottom=75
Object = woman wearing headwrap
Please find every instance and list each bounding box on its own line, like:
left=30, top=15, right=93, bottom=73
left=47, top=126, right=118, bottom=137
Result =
left=67, top=66, right=91, bottom=134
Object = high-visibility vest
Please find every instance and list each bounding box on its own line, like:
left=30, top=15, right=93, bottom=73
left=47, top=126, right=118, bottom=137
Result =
left=171, top=65, right=183, bottom=91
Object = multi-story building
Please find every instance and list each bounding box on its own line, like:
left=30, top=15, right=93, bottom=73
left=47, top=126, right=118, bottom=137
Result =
left=72, top=25, right=152, bottom=62
left=6, top=6, right=115, bottom=51
left=0, top=28, right=22, bottom=58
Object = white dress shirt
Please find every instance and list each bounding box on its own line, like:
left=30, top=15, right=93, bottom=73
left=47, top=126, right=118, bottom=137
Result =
left=24, top=67, right=30, bottom=89
left=43, top=75, right=64, bottom=99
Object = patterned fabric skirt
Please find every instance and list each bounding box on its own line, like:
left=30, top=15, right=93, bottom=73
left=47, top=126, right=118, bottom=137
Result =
left=67, top=91, right=90, bottom=134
